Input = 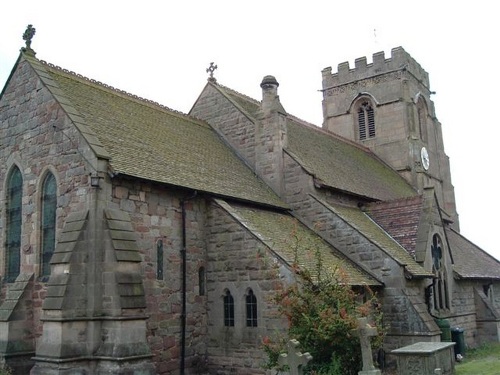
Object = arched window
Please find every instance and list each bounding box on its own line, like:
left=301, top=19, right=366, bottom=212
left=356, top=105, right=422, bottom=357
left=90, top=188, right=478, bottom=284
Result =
left=246, top=289, right=258, bottom=327
left=41, top=172, right=57, bottom=278
left=199, top=267, right=206, bottom=296
left=6, top=167, right=23, bottom=282
left=417, top=97, right=428, bottom=142
left=156, top=239, right=164, bottom=280
left=223, top=290, right=234, bottom=327
left=431, top=234, right=449, bottom=310
left=357, top=100, right=375, bottom=140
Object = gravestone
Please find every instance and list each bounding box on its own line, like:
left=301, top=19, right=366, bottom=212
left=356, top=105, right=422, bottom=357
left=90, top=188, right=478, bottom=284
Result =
left=354, top=317, right=381, bottom=375
left=391, top=341, right=455, bottom=375
left=277, top=339, right=312, bottom=375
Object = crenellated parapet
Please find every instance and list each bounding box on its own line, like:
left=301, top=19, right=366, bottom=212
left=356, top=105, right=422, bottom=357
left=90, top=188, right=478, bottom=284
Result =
left=322, top=47, right=430, bottom=92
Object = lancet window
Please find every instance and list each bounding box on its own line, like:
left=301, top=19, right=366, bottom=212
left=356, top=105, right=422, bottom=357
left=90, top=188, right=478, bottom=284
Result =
left=224, top=290, right=235, bottom=326
left=6, top=166, right=23, bottom=282
left=431, top=234, right=450, bottom=310
left=246, top=289, right=258, bottom=327
left=41, top=172, right=57, bottom=278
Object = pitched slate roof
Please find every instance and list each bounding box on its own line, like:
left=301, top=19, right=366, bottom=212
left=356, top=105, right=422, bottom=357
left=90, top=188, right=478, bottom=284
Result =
left=22, top=54, right=285, bottom=208
left=446, top=227, right=500, bottom=280
left=364, top=196, right=424, bottom=257
left=286, top=119, right=416, bottom=200
left=214, top=83, right=417, bottom=201
left=321, top=199, right=432, bottom=278
left=216, top=199, right=381, bottom=286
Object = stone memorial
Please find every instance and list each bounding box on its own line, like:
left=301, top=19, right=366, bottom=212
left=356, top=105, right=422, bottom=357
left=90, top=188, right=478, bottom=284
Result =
left=391, top=341, right=455, bottom=375
left=354, top=317, right=381, bottom=375
left=277, top=339, right=313, bottom=375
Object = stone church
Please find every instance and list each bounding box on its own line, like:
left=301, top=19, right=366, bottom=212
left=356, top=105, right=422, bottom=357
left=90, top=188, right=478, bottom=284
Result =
left=1, top=27, right=499, bottom=374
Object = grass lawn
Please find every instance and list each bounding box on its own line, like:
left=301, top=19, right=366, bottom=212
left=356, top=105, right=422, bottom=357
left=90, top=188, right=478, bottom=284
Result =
left=455, top=343, right=500, bottom=375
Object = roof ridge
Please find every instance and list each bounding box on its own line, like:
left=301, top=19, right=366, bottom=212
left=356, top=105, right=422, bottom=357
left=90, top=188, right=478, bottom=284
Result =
left=215, top=81, right=387, bottom=158
left=215, top=82, right=261, bottom=106
left=39, top=60, right=206, bottom=125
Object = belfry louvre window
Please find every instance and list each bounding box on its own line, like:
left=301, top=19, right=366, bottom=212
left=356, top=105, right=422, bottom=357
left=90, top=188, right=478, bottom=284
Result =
left=358, top=101, right=375, bottom=140
left=6, top=167, right=22, bottom=282
left=41, top=172, right=57, bottom=277
left=246, top=289, right=258, bottom=327
left=223, top=290, right=235, bottom=327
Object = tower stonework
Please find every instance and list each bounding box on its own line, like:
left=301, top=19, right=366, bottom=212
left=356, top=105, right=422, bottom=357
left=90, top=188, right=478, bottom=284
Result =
left=321, top=47, right=458, bottom=228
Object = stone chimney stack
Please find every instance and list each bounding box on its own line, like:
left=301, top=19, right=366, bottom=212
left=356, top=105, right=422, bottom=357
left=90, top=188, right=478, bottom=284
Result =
left=256, top=75, right=287, bottom=197
left=260, top=75, right=284, bottom=114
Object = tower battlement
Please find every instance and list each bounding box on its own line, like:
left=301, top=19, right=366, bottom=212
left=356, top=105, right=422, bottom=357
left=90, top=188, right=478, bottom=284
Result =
left=322, top=47, right=430, bottom=90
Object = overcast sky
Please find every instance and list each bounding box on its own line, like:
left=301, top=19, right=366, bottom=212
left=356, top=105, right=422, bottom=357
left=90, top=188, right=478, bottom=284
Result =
left=1, top=1, right=498, bottom=261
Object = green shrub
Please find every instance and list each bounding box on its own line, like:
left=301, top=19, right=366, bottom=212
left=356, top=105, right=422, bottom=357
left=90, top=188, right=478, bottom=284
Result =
left=263, top=244, right=384, bottom=375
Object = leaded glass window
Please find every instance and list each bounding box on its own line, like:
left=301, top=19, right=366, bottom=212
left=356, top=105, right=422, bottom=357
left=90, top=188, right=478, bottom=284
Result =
left=6, top=167, right=22, bottom=282
left=246, top=289, right=257, bottom=327
left=431, top=234, right=450, bottom=310
left=41, top=172, right=57, bottom=277
left=223, top=290, right=234, bottom=327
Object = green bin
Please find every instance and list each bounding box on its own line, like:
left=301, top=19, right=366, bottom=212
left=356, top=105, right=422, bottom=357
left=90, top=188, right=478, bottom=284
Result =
left=435, top=318, right=451, bottom=341
left=451, top=327, right=465, bottom=357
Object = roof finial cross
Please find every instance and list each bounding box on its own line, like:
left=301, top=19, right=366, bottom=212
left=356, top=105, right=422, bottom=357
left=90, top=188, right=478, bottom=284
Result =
left=206, top=62, right=218, bottom=82
left=22, top=24, right=36, bottom=54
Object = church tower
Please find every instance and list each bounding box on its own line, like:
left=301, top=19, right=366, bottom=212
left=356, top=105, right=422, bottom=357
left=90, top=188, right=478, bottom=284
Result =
left=321, top=47, right=458, bottom=228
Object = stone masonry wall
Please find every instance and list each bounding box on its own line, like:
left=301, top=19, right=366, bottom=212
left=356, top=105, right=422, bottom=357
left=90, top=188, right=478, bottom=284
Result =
left=109, top=178, right=208, bottom=374
left=0, top=58, right=93, bottom=347
left=450, top=280, right=481, bottom=348
left=190, top=84, right=257, bottom=169
left=282, top=152, right=443, bottom=352
left=205, top=201, right=288, bottom=375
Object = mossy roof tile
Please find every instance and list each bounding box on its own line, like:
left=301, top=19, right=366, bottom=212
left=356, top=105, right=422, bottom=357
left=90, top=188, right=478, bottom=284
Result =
left=217, top=199, right=381, bottom=286
left=446, top=228, right=500, bottom=280
left=35, top=60, right=285, bottom=208
left=286, top=119, right=417, bottom=200
left=216, top=84, right=417, bottom=201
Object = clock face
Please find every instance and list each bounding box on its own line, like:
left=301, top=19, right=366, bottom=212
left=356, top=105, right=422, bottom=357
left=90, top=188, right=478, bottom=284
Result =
left=421, top=147, right=430, bottom=170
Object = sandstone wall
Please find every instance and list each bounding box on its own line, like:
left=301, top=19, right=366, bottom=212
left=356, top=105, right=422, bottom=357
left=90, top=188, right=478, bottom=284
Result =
left=205, top=201, right=288, bottom=374
left=0, top=58, right=92, bottom=345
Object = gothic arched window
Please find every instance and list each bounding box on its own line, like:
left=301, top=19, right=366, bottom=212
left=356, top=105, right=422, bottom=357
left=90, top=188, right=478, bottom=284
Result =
left=431, top=234, right=450, bottom=310
left=6, top=167, right=23, bottom=282
left=357, top=100, right=375, bottom=140
left=223, top=290, right=235, bottom=327
left=246, top=289, right=258, bottom=327
left=41, top=172, right=57, bottom=278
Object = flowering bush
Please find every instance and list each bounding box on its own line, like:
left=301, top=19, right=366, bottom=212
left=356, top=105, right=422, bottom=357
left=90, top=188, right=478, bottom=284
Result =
left=263, top=249, right=384, bottom=375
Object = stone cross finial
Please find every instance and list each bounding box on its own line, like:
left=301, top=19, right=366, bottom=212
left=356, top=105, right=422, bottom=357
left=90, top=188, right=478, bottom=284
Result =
left=206, top=62, right=217, bottom=82
left=22, top=24, right=36, bottom=51
left=354, top=317, right=381, bottom=375
left=277, top=339, right=312, bottom=375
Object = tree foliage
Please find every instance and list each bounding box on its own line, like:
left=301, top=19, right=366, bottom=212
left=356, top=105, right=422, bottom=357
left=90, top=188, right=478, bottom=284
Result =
left=263, top=246, right=384, bottom=375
